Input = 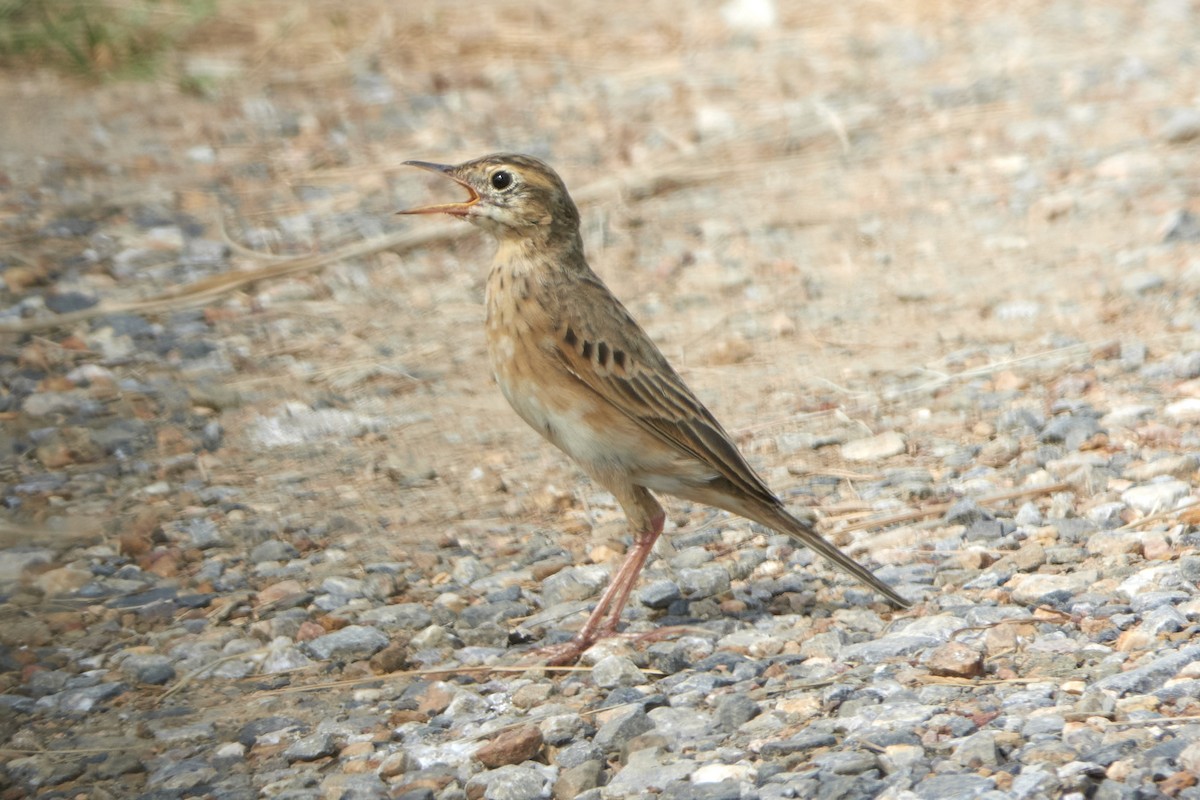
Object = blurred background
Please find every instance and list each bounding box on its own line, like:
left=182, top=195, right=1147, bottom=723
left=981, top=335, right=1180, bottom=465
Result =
left=1, top=0, right=1199, bottom=540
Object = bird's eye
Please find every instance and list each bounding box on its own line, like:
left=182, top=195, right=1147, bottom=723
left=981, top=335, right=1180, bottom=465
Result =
left=490, top=170, right=514, bottom=190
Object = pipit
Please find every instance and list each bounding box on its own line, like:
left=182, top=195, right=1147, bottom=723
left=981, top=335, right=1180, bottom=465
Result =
left=401, top=153, right=909, bottom=664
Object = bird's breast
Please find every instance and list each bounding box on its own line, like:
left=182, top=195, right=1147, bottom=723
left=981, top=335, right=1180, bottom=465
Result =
left=484, top=260, right=651, bottom=472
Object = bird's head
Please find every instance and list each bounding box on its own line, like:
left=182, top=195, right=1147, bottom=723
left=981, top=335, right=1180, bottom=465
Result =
left=399, top=153, right=580, bottom=242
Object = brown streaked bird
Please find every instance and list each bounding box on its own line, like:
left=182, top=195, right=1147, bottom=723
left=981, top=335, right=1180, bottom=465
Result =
left=401, top=153, right=910, bottom=665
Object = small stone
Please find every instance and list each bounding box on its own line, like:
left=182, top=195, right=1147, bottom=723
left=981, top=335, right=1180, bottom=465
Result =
left=813, top=751, right=878, bottom=775
left=512, top=682, right=554, bottom=709
left=284, top=732, right=338, bottom=762
left=144, top=757, right=216, bottom=791
left=304, top=625, right=389, bottom=661
left=213, top=742, right=245, bottom=766
left=95, top=752, right=145, bottom=779
left=167, top=518, right=223, bottom=549
left=1007, top=572, right=1093, bottom=605
left=880, top=744, right=925, bottom=774
left=592, top=655, right=645, bottom=689
left=1179, top=740, right=1200, bottom=773
left=0, top=547, right=54, bottom=583
left=1094, top=646, right=1200, bottom=695
left=410, top=624, right=452, bottom=650
left=841, top=431, right=906, bottom=461
left=251, top=539, right=299, bottom=562
left=1124, top=454, right=1198, bottom=481
left=1086, top=531, right=1142, bottom=557
left=914, top=773, right=996, bottom=799
left=553, top=759, right=603, bottom=800
left=1121, top=480, right=1190, bottom=514
left=150, top=721, right=216, bottom=744
left=120, top=653, right=176, bottom=685
left=541, top=566, right=608, bottom=606
left=1162, top=108, right=1200, bottom=143
left=594, top=706, right=654, bottom=754
left=257, top=579, right=311, bottom=609
left=677, top=565, right=731, bottom=599
left=475, top=725, right=543, bottom=768
left=1165, top=398, right=1200, bottom=421
left=943, top=498, right=994, bottom=526
left=953, top=731, right=998, bottom=767
left=714, top=693, right=761, bottom=730
left=924, top=642, right=985, bottom=678
left=721, top=0, right=776, bottom=32
left=995, top=541, right=1046, bottom=572
left=478, top=764, right=550, bottom=800
left=33, top=565, right=92, bottom=596
left=799, top=630, right=844, bottom=660
left=369, top=641, right=410, bottom=673
left=978, top=435, right=1020, bottom=467
left=760, top=732, right=838, bottom=755
left=640, top=579, right=682, bottom=609
left=604, top=747, right=696, bottom=795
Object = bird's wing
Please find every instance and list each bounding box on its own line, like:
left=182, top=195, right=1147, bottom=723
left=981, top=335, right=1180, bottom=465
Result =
left=552, top=272, right=779, bottom=507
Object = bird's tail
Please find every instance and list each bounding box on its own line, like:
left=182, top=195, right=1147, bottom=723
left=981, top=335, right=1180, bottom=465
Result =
left=732, top=499, right=911, bottom=608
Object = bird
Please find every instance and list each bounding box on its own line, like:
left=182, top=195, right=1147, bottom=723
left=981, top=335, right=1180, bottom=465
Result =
left=400, top=153, right=910, bottom=664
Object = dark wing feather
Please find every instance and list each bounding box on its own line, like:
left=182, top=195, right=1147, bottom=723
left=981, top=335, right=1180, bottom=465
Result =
left=553, top=274, right=778, bottom=507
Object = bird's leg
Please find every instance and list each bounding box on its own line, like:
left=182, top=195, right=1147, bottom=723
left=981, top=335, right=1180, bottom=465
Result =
left=597, top=509, right=665, bottom=635
left=537, top=487, right=664, bottom=666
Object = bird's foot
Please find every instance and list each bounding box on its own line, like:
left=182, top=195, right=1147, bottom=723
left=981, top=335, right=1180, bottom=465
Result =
left=519, top=624, right=701, bottom=667
left=518, top=634, right=598, bottom=667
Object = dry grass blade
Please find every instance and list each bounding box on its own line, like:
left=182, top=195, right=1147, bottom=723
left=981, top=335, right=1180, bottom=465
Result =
left=1112, top=498, right=1200, bottom=532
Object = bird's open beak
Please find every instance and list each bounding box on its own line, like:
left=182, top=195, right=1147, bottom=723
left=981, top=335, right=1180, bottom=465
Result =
left=398, top=161, right=480, bottom=217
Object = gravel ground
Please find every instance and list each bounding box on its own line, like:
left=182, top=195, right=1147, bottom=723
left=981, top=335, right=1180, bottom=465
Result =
left=3, top=1, right=1200, bottom=798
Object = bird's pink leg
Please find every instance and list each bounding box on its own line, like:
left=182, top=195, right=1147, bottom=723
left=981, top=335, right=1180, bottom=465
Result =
left=539, top=508, right=665, bottom=667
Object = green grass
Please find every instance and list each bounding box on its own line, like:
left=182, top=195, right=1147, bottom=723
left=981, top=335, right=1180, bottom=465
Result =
left=0, top=0, right=216, bottom=78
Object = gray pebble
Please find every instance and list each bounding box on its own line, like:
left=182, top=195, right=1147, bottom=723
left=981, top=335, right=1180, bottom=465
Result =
left=592, top=655, right=646, bottom=689
left=150, top=720, right=217, bottom=743
left=603, top=748, right=696, bottom=796
left=460, top=599, right=529, bottom=627
left=952, top=731, right=998, bottom=767
left=542, top=566, right=608, bottom=606
left=1094, top=646, right=1200, bottom=695
left=555, top=760, right=604, bottom=798
left=556, top=740, right=606, bottom=769
left=95, top=751, right=144, bottom=779
left=145, top=757, right=218, bottom=791
left=594, top=706, right=654, bottom=753
left=1161, top=108, right=1200, bottom=142
left=1129, top=591, right=1189, bottom=613
left=760, top=732, right=838, bottom=755
left=677, top=565, right=731, bottom=598
left=477, top=764, right=551, bottom=800
left=1121, top=479, right=1190, bottom=514
left=813, top=750, right=878, bottom=775
left=285, top=731, right=338, bottom=762
left=943, top=498, right=994, bottom=525
left=361, top=602, right=433, bottom=630
left=304, top=625, right=389, bottom=661
left=714, top=693, right=761, bottom=730
left=660, top=780, right=741, bottom=800
left=251, top=539, right=300, bottom=562
left=1121, top=270, right=1166, bottom=295
left=640, top=579, right=683, bottom=609
left=38, top=681, right=128, bottom=714
left=914, top=773, right=996, bottom=800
